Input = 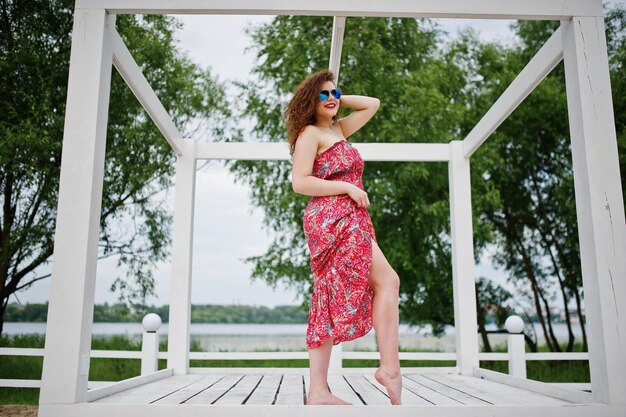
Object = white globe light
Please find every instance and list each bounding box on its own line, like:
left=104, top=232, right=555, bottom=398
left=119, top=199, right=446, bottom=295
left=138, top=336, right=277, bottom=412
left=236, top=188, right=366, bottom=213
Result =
left=504, top=315, right=525, bottom=334
left=142, top=313, right=162, bottom=333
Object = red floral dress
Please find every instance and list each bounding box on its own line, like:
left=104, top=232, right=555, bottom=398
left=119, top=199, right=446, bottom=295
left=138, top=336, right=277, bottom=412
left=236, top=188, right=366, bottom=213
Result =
left=303, top=139, right=377, bottom=349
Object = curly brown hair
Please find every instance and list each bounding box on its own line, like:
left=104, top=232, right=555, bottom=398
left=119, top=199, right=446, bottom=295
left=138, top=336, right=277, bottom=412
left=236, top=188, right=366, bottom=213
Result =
left=283, top=69, right=339, bottom=158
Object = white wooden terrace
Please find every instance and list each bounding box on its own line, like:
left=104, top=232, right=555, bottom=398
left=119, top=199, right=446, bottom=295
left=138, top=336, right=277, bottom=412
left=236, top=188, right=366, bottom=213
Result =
left=37, top=0, right=626, bottom=416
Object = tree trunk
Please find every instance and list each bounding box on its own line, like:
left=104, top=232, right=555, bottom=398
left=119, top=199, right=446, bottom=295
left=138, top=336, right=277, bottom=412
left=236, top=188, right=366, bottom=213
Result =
left=495, top=209, right=555, bottom=352
left=521, top=311, right=538, bottom=352
left=0, top=297, right=7, bottom=336
left=538, top=287, right=561, bottom=352
left=476, top=290, right=492, bottom=352
left=573, top=286, right=588, bottom=351
left=514, top=237, right=556, bottom=352
left=530, top=177, right=576, bottom=351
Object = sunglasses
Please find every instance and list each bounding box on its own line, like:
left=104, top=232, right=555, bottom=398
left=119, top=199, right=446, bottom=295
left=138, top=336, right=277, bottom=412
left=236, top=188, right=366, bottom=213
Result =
left=319, top=88, right=341, bottom=101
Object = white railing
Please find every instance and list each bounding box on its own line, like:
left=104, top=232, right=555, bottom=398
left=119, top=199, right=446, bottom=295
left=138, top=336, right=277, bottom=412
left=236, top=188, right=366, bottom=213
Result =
left=1, top=315, right=590, bottom=390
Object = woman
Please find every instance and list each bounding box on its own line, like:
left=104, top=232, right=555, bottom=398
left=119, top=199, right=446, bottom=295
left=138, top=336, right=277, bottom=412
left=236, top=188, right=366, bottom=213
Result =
left=287, top=69, right=402, bottom=406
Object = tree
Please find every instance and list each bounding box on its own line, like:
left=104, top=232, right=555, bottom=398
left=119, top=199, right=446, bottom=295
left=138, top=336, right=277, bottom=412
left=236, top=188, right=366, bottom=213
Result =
left=231, top=10, right=625, bottom=351
left=0, top=0, right=234, bottom=335
left=229, top=16, right=497, bottom=335
left=463, top=6, right=625, bottom=352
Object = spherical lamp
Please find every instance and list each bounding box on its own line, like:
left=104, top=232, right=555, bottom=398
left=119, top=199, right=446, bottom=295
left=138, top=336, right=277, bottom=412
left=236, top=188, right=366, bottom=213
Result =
left=142, top=313, right=162, bottom=333
left=504, top=315, right=524, bottom=334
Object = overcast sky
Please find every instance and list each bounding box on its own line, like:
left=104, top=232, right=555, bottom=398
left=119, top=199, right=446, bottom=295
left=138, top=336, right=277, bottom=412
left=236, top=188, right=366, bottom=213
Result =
left=13, top=3, right=624, bottom=309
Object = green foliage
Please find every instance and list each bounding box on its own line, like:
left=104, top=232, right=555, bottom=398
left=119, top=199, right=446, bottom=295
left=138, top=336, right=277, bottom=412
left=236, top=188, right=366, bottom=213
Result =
left=4, top=302, right=310, bottom=324
left=231, top=16, right=495, bottom=335
left=230, top=9, right=626, bottom=350
left=606, top=6, right=626, bottom=208
left=463, top=12, right=625, bottom=351
left=0, top=0, right=236, bottom=333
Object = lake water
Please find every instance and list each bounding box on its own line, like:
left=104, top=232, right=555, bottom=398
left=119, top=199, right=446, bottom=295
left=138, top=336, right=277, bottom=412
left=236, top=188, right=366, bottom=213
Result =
left=3, top=322, right=583, bottom=352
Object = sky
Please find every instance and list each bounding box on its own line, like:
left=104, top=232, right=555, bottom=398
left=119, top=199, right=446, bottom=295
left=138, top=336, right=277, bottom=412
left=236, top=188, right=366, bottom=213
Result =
left=12, top=2, right=624, bottom=309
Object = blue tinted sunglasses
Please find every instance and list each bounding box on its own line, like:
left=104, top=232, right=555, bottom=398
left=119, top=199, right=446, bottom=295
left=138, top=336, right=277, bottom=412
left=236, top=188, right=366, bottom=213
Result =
left=319, top=88, right=341, bottom=101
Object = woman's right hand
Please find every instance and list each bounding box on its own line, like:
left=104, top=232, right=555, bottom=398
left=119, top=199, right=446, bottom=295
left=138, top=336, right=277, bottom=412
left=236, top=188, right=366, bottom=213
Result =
left=346, top=183, right=370, bottom=209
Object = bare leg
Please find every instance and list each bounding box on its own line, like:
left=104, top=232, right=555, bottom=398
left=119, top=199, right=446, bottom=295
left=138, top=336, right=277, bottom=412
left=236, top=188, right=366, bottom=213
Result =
left=368, top=239, right=403, bottom=405
left=307, top=338, right=351, bottom=405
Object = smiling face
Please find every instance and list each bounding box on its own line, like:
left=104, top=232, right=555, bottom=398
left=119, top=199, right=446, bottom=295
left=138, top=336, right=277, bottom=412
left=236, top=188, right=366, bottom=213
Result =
left=316, top=80, right=339, bottom=120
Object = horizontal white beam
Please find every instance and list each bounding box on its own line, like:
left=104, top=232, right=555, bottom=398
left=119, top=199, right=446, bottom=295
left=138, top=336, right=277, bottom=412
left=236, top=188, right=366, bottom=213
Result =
left=475, top=367, right=594, bottom=404
left=38, top=402, right=626, bottom=417
left=75, top=0, right=603, bottom=19
left=85, top=368, right=173, bottom=402
left=0, top=379, right=40, bottom=388
left=188, top=366, right=457, bottom=375
left=463, top=27, right=564, bottom=157
left=110, top=28, right=185, bottom=156
left=549, top=382, right=592, bottom=391
left=0, top=379, right=117, bottom=389
left=196, top=141, right=450, bottom=161
left=343, top=352, right=457, bottom=360
left=525, top=352, right=589, bottom=361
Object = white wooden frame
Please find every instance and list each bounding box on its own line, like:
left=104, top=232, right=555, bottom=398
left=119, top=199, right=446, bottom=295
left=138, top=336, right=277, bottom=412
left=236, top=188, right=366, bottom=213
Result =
left=39, top=0, right=625, bottom=414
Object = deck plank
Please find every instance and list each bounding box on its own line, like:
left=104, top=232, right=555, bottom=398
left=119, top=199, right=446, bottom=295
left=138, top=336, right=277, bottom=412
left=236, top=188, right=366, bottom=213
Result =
left=401, top=374, right=461, bottom=405
left=303, top=373, right=310, bottom=404
left=406, top=374, right=491, bottom=405
left=362, top=374, right=432, bottom=405
left=343, top=375, right=390, bottom=405
left=426, top=373, right=571, bottom=405
left=151, top=375, right=223, bottom=404
left=275, top=374, right=305, bottom=405
left=214, top=374, right=263, bottom=405
left=327, top=374, right=365, bottom=405
left=93, top=375, right=204, bottom=404
left=90, top=368, right=583, bottom=408
left=303, top=373, right=367, bottom=405
left=184, top=374, right=244, bottom=404
left=244, top=374, right=282, bottom=405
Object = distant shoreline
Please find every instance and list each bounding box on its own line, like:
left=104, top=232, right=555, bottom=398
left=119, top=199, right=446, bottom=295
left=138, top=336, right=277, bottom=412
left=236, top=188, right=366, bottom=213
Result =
left=3, top=322, right=583, bottom=353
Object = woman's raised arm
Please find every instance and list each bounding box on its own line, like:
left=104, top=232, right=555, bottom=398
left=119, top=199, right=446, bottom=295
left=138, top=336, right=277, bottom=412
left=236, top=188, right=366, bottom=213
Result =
left=337, top=95, right=380, bottom=138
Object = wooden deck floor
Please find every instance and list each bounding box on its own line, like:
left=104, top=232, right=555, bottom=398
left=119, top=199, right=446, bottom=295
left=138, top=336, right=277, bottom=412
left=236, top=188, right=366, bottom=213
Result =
left=38, top=368, right=626, bottom=417
left=90, top=368, right=571, bottom=407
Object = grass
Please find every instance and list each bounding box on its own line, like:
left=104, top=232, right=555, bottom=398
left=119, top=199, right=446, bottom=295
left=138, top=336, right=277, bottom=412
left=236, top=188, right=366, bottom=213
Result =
left=0, top=333, right=590, bottom=405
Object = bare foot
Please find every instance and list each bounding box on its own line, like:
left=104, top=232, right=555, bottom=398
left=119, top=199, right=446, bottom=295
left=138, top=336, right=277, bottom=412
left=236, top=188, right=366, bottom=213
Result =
left=375, top=366, right=402, bottom=405
left=306, top=391, right=352, bottom=405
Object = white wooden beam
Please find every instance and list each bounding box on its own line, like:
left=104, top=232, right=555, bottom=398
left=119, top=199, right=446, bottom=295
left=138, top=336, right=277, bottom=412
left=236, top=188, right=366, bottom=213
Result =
left=463, top=27, right=563, bottom=157
left=448, top=141, right=479, bottom=375
left=75, top=0, right=603, bottom=19
left=39, top=9, right=115, bottom=405
left=475, top=368, right=594, bottom=404
left=166, top=139, right=198, bottom=375
left=329, top=16, right=346, bottom=83
left=110, top=28, right=184, bottom=156
left=85, top=368, right=173, bottom=402
left=195, top=141, right=450, bottom=161
left=561, top=17, right=626, bottom=406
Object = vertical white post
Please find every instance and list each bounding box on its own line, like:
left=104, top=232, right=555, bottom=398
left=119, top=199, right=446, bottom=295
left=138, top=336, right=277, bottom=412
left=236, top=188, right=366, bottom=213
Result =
left=39, top=9, right=114, bottom=405
left=561, top=16, right=626, bottom=405
left=328, top=343, right=343, bottom=371
left=328, top=16, right=346, bottom=84
left=448, top=140, right=479, bottom=375
left=166, top=140, right=197, bottom=375
left=507, top=334, right=527, bottom=379
left=141, top=331, right=159, bottom=375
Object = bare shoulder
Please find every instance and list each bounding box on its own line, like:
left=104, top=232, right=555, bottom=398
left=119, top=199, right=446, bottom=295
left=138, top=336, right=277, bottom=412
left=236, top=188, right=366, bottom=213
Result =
left=300, top=124, right=320, bottom=138
left=294, top=125, right=321, bottom=156
left=297, top=125, right=321, bottom=147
